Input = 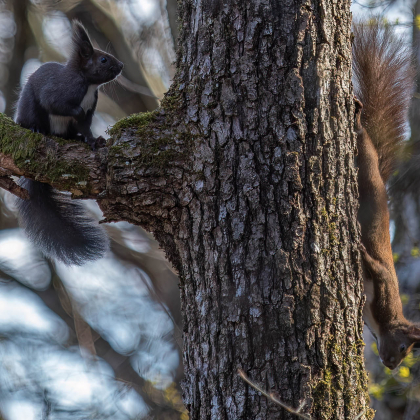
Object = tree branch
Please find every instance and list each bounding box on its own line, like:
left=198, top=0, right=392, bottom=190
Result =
left=0, top=175, right=29, bottom=200
left=0, top=103, right=193, bottom=239
left=238, top=370, right=312, bottom=420
left=0, top=114, right=106, bottom=198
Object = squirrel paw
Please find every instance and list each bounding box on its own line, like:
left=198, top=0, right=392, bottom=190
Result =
left=86, top=135, right=107, bottom=151
left=354, top=96, right=363, bottom=112
left=95, top=136, right=107, bottom=149
left=74, top=106, right=86, bottom=122
left=354, top=97, right=363, bottom=131
left=359, top=243, right=392, bottom=281
left=359, top=242, right=367, bottom=254
left=86, top=136, right=97, bottom=151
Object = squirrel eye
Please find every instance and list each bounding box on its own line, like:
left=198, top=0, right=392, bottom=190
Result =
left=400, top=344, right=407, bottom=353
left=101, top=57, right=107, bottom=63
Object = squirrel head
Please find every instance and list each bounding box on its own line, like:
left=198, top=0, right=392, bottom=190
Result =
left=377, top=323, right=420, bottom=370
left=69, top=21, right=124, bottom=85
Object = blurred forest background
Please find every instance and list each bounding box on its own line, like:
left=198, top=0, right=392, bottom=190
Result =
left=1, top=0, right=420, bottom=419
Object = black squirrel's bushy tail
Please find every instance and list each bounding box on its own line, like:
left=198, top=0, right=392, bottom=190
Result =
left=353, top=21, right=415, bottom=182
left=16, top=179, right=109, bottom=265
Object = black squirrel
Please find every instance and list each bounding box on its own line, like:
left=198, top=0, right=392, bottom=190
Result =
left=353, top=22, right=419, bottom=369
left=14, top=21, right=123, bottom=265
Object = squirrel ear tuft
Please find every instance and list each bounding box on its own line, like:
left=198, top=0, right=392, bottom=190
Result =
left=72, top=20, right=93, bottom=59
left=407, top=325, right=420, bottom=342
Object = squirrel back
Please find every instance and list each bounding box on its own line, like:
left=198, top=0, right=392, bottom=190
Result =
left=353, top=21, right=415, bottom=182
left=353, top=22, right=419, bottom=370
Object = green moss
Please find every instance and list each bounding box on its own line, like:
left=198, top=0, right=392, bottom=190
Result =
left=108, top=111, right=157, bottom=137
left=0, top=114, right=43, bottom=164
left=107, top=82, right=191, bottom=173
left=331, top=342, right=342, bottom=357
left=160, top=83, right=182, bottom=111
left=329, top=222, right=338, bottom=246
left=342, top=341, right=374, bottom=419
left=312, top=337, right=374, bottom=420
left=108, top=85, right=184, bottom=138
left=39, top=160, right=88, bottom=184
left=0, top=114, right=89, bottom=188
left=109, top=120, right=195, bottom=172
left=313, top=369, right=335, bottom=419
left=136, top=133, right=194, bottom=170
left=108, top=141, right=130, bottom=156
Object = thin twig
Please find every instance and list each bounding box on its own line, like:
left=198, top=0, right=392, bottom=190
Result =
left=238, top=369, right=312, bottom=420
left=0, top=176, right=29, bottom=200
left=238, top=370, right=367, bottom=420
left=354, top=410, right=366, bottom=420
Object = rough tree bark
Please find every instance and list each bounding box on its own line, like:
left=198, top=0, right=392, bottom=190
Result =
left=0, top=0, right=373, bottom=419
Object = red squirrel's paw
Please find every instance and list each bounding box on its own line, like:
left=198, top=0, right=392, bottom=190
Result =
left=354, top=96, right=363, bottom=112
left=86, top=136, right=106, bottom=151
left=359, top=245, right=392, bottom=281
left=358, top=242, right=367, bottom=254
left=86, top=136, right=97, bottom=151
left=74, top=106, right=86, bottom=122
left=358, top=243, right=374, bottom=265
left=354, top=97, right=363, bottom=130
left=359, top=243, right=378, bottom=268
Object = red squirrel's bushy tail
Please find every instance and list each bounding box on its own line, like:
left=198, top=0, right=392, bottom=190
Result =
left=353, top=21, right=415, bottom=182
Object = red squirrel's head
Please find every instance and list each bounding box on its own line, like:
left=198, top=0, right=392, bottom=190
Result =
left=378, top=324, right=420, bottom=370
left=69, top=21, right=124, bottom=85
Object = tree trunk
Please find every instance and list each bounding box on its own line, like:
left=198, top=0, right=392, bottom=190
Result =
left=0, top=0, right=373, bottom=419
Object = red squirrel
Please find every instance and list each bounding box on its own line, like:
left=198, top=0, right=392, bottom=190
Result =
left=13, top=22, right=123, bottom=265
left=353, top=22, right=418, bottom=369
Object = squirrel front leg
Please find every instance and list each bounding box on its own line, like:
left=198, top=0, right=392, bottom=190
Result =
left=75, top=109, right=106, bottom=150
left=359, top=243, right=393, bottom=283
left=40, top=93, right=86, bottom=120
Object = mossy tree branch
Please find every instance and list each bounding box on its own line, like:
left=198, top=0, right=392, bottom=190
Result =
left=0, top=107, right=191, bottom=200
left=0, top=107, right=195, bottom=272
left=0, top=114, right=107, bottom=197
